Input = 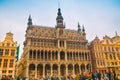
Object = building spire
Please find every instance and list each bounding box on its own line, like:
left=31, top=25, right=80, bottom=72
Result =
left=56, top=6, right=65, bottom=28
left=82, top=25, right=86, bottom=35
left=78, top=22, right=81, bottom=32
left=27, top=14, right=32, bottom=26
left=57, top=8, right=62, bottom=16
left=82, top=25, right=85, bottom=32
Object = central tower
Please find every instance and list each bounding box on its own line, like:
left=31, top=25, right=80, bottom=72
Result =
left=56, top=8, right=65, bottom=28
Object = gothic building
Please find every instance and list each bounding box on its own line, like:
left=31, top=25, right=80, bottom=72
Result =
left=18, top=8, right=91, bottom=79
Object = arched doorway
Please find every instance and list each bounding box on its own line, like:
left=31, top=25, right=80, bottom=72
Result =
left=86, top=64, right=91, bottom=72
left=52, top=64, right=58, bottom=77
left=60, top=64, right=66, bottom=76
left=37, top=64, right=43, bottom=78
left=29, top=64, right=35, bottom=79
left=74, top=64, right=79, bottom=75
left=68, top=64, right=73, bottom=75
left=81, top=64, right=85, bottom=72
left=45, top=64, right=51, bottom=77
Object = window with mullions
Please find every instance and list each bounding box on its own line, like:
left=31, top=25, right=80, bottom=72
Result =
left=0, top=49, right=3, bottom=56
left=11, top=49, right=15, bottom=56
left=9, top=59, right=14, bottom=68
left=2, top=70, right=7, bottom=73
left=5, top=49, right=9, bottom=56
left=8, top=70, right=12, bottom=73
left=3, top=59, right=8, bottom=68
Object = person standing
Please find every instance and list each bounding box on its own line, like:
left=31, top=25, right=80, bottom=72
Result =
left=113, top=71, right=116, bottom=80
left=97, top=72, right=101, bottom=80
left=92, top=72, right=95, bottom=80
left=106, top=70, right=111, bottom=80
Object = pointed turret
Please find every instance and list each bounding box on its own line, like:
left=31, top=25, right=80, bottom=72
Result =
left=27, top=15, right=32, bottom=26
left=82, top=25, right=86, bottom=35
left=78, top=22, right=81, bottom=32
left=56, top=8, right=65, bottom=28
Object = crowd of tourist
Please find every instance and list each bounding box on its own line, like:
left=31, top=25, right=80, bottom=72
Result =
left=1, top=70, right=119, bottom=80
left=74, top=70, right=119, bottom=80
left=30, top=70, right=119, bottom=80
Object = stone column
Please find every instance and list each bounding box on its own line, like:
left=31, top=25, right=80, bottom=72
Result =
left=79, top=64, right=81, bottom=74
left=58, top=51, right=60, bottom=61
left=58, top=65, right=60, bottom=79
left=75, top=52, right=77, bottom=60
left=43, top=51, right=45, bottom=61
left=65, top=51, right=67, bottom=62
left=35, top=64, right=37, bottom=79
left=80, top=53, right=82, bottom=61
left=43, top=64, right=45, bottom=78
left=78, top=53, right=80, bottom=61
left=36, top=50, right=37, bottom=61
left=58, top=39, right=60, bottom=61
left=40, top=50, right=41, bottom=60
left=51, top=64, right=53, bottom=77
left=73, top=64, right=75, bottom=77
left=66, top=65, right=68, bottom=79
left=51, top=51, right=52, bottom=61
left=85, top=64, right=87, bottom=72
left=72, top=53, right=73, bottom=60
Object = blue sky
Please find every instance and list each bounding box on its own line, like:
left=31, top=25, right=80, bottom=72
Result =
left=0, top=0, right=120, bottom=57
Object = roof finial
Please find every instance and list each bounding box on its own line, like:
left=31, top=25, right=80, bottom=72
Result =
left=82, top=25, right=85, bottom=32
left=115, top=31, right=118, bottom=36
left=82, top=25, right=86, bottom=35
left=27, top=14, right=32, bottom=25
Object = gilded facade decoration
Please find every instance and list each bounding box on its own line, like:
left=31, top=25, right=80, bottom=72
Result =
left=90, top=33, right=120, bottom=75
left=0, top=32, right=17, bottom=78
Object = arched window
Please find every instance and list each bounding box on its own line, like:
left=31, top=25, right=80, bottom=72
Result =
left=60, top=51, right=65, bottom=60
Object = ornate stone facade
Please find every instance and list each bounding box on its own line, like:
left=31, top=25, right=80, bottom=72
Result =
left=18, top=8, right=91, bottom=79
left=0, top=32, right=17, bottom=78
left=90, top=33, right=120, bottom=75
